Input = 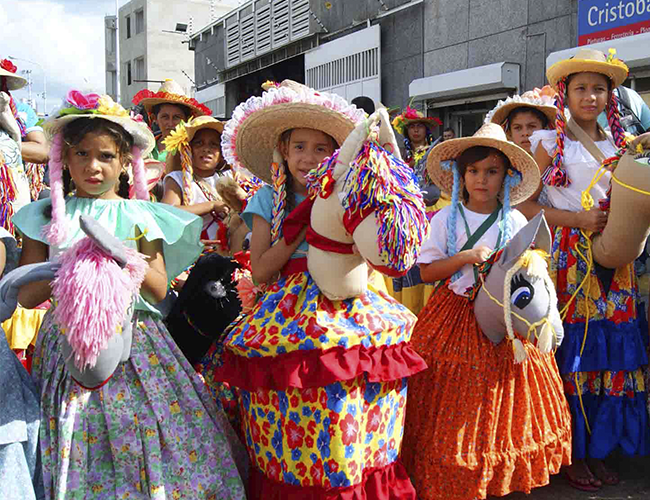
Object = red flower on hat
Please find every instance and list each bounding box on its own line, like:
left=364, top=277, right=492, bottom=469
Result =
left=0, top=59, right=17, bottom=73
left=403, top=107, right=421, bottom=120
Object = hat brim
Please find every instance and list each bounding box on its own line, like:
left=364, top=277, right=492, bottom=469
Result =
left=43, top=114, right=156, bottom=157
left=490, top=102, right=557, bottom=128
left=0, top=69, right=27, bottom=90
left=547, top=59, right=628, bottom=90
left=427, top=136, right=540, bottom=206
left=235, top=103, right=357, bottom=184
left=186, top=120, right=224, bottom=143
left=138, top=97, right=207, bottom=118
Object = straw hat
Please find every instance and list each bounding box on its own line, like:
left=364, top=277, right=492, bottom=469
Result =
left=546, top=48, right=628, bottom=90
left=44, top=90, right=155, bottom=156
left=486, top=86, right=557, bottom=128
left=221, top=80, right=366, bottom=184
left=0, top=59, right=27, bottom=90
left=391, top=106, right=442, bottom=136
left=427, top=123, right=540, bottom=205
left=132, top=79, right=211, bottom=117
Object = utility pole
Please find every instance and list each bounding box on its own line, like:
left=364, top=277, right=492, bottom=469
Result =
left=115, top=0, right=121, bottom=104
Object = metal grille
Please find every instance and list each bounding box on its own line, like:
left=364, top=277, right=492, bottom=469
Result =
left=255, top=1, right=272, bottom=55
left=225, top=0, right=315, bottom=69
left=306, top=47, right=379, bottom=90
left=240, top=9, right=256, bottom=61
left=272, top=0, right=290, bottom=48
left=226, top=13, right=240, bottom=67
left=290, top=0, right=310, bottom=39
left=204, top=96, right=226, bottom=118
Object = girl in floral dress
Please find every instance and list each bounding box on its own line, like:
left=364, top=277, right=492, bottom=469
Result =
left=524, top=48, right=650, bottom=491
left=210, top=79, right=427, bottom=499
left=12, top=91, right=247, bottom=500
left=401, top=123, right=572, bottom=500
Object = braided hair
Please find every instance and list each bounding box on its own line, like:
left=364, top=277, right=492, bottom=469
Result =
left=544, top=73, right=626, bottom=188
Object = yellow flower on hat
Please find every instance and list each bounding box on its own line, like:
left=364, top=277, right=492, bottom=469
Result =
left=97, top=95, right=129, bottom=118
left=163, top=121, right=189, bottom=153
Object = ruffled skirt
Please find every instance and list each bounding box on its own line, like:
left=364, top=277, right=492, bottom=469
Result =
left=401, top=286, right=572, bottom=500
left=552, top=226, right=650, bottom=459
left=212, top=270, right=426, bottom=499
left=32, top=310, right=248, bottom=500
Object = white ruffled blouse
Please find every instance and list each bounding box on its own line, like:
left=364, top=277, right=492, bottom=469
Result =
left=530, top=129, right=617, bottom=212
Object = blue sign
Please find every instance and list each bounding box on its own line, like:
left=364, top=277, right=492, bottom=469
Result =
left=578, top=0, right=650, bottom=45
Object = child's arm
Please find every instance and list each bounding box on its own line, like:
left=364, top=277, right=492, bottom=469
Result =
left=420, top=246, right=492, bottom=283
left=516, top=146, right=607, bottom=232
left=161, top=178, right=228, bottom=218
left=137, top=234, right=168, bottom=304
left=249, top=214, right=306, bottom=284
left=17, top=235, right=51, bottom=308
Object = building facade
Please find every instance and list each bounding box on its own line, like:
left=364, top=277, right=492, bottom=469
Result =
left=104, top=0, right=239, bottom=106
left=190, top=0, right=650, bottom=136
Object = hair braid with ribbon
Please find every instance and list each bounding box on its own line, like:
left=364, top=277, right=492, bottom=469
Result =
left=607, top=91, right=627, bottom=148
left=444, top=161, right=461, bottom=257
left=270, top=159, right=287, bottom=245
left=44, top=133, right=68, bottom=245
left=542, top=78, right=570, bottom=187
left=179, top=143, right=194, bottom=204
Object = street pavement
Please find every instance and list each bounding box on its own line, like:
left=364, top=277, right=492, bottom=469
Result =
left=503, top=454, right=650, bottom=499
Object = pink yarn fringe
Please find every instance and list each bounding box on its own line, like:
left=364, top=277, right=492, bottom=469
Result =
left=130, top=147, right=149, bottom=200
left=52, top=237, right=148, bottom=370
left=43, top=133, right=68, bottom=246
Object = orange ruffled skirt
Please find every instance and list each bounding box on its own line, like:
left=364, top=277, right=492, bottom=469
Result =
left=401, top=286, right=572, bottom=500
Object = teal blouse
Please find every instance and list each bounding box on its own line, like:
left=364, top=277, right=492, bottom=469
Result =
left=13, top=197, right=203, bottom=317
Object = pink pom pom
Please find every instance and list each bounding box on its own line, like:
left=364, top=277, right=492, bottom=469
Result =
left=52, top=237, right=148, bottom=370
left=130, top=147, right=149, bottom=200
left=43, top=133, right=68, bottom=246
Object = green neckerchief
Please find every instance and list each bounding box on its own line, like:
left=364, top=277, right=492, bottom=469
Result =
left=457, top=202, right=503, bottom=283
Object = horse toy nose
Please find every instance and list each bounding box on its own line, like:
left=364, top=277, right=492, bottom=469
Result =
left=205, top=280, right=227, bottom=299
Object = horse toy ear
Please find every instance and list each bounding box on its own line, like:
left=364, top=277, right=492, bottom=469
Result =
left=499, top=210, right=547, bottom=268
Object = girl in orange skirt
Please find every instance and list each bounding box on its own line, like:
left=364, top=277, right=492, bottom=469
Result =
left=401, top=123, right=572, bottom=500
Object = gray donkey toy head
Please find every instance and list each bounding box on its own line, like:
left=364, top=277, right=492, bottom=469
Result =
left=474, top=210, right=564, bottom=363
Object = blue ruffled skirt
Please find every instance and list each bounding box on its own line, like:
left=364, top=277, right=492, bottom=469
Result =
left=552, top=226, right=650, bottom=459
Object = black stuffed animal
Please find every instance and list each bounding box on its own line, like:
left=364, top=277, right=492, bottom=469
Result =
left=166, top=253, right=242, bottom=365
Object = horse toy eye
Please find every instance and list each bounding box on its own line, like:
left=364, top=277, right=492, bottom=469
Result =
left=205, top=280, right=227, bottom=299
left=510, top=274, right=534, bottom=309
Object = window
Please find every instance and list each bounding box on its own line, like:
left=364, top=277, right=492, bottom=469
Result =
left=126, top=61, right=132, bottom=86
left=135, top=57, right=145, bottom=81
left=126, top=15, right=131, bottom=39
left=107, top=26, right=116, bottom=54
left=135, top=9, right=144, bottom=34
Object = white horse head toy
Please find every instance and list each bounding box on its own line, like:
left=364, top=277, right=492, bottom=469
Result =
left=474, top=211, right=564, bottom=363
left=294, top=107, right=430, bottom=300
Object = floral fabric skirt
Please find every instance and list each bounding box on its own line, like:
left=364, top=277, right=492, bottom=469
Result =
left=401, top=286, right=572, bottom=500
left=212, top=270, right=426, bottom=499
left=552, top=226, right=650, bottom=459
left=32, top=310, right=248, bottom=500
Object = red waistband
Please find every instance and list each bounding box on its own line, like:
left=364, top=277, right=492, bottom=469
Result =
left=281, top=257, right=308, bottom=277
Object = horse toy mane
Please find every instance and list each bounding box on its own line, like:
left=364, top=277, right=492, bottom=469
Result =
left=52, top=216, right=148, bottom=371
left=300, top=108, right=429, bottom=300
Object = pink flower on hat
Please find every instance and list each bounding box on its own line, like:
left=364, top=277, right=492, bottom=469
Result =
left=403, top=107, right=422, bottom=120
left=66, top=90, right=101, bottom=110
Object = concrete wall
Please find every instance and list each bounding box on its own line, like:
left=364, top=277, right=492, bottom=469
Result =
left=118, top=0, right=222, bottom=105
left=422, top=0, right=578, bottom=92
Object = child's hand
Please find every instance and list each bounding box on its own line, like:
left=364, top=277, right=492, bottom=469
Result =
left=577, top=208, right=608, bottom=232
left=211, top=200, right=230, bottom=217
left=463, top=245, right=492, bottom=265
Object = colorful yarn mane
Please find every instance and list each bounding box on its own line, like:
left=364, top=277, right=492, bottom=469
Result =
left=0, top=154, right=17, bottom=234
left=52, top=236, right=148, bottom=370
left=338, top=141, right=430, bottom=273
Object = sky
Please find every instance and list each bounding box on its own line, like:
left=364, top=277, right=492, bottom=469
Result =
left=3, top=0, right=128, bottom=114
left=3, top=0, right=243, bottom=115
